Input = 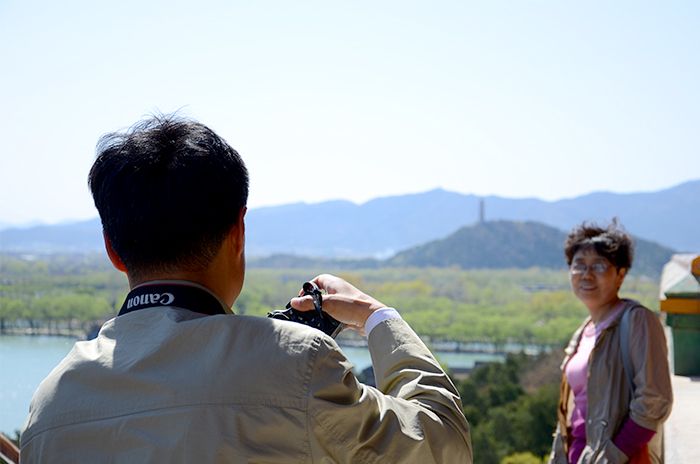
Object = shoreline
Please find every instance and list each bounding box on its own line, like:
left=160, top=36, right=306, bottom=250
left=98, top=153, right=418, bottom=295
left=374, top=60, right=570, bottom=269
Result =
left=0, top=327, right=99, bottom=340
left=1, top=329, right=553, bottom=356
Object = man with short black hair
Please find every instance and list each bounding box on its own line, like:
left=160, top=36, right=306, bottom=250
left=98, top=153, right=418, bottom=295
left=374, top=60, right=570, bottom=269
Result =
left=20, top=115, right=472, bottom=463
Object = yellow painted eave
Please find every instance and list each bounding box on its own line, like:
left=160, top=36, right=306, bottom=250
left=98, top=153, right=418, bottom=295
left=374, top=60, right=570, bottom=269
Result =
left=661, top=298, right=700, bottom=315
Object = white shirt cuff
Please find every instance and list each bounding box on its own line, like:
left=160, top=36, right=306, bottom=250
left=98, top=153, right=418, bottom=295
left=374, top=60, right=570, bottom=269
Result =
left=365, top=307, right=402, bottom=336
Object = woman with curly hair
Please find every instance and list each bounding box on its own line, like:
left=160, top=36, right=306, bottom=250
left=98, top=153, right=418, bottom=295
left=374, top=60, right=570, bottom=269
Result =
left=548, top=219, right=673, bottom=464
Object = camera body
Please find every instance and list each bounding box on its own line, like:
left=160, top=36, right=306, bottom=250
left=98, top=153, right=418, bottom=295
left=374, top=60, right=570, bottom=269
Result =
left=268, top=281, right=345, bottom=338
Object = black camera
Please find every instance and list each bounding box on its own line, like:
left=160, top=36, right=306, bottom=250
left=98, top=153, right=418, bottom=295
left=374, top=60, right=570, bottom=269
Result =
left=268, top=281, right=346, bottom=338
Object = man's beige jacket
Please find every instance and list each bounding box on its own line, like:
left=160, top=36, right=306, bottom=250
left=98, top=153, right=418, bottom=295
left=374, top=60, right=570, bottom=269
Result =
left=21, top=305, right=472, bottom=463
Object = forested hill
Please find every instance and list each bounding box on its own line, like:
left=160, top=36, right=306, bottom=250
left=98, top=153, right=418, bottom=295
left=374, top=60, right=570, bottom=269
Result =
left=386, top=220, right=675, bottom=277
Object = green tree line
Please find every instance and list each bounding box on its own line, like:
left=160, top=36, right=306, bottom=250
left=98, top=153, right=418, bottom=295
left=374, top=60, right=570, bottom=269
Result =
left=0, top=254, right=127, bottom=331
left=1, top=254, right=659, bottom=347
left=238, top=266, right=659, bottom=347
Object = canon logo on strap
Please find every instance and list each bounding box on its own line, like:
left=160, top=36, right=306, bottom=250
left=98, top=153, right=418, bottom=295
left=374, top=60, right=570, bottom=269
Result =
left=126, top=293, right=175, bottom=309
left=118, top=283, right=228, bottom=317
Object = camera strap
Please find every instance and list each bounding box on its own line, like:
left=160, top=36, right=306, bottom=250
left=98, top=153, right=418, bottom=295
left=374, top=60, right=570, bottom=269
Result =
left=118, top=282, right=229, bottom=317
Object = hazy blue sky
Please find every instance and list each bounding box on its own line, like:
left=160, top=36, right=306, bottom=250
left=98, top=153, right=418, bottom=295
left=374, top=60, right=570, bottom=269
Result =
left=1, top=0, right=698, bottom=226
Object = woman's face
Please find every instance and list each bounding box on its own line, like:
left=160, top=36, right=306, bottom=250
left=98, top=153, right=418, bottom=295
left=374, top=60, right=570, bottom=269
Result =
left=569, top=248, right=626, bottom=312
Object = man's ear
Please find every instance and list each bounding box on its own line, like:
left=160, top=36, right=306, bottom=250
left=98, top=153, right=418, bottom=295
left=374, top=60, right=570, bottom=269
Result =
left=231, top=206, right=247, bottom=255
left=103, top=232, right=128, bottom=273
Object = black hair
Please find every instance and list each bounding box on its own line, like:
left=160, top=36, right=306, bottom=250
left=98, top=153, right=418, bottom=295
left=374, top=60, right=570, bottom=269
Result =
left=88, top=114, right=249, bottom=281
left=563, top=217, right=635, bottom=270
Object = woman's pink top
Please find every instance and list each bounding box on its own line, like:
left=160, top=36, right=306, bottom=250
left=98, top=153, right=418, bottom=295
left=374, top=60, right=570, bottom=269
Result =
left=565, top=302, right=631, bottom=463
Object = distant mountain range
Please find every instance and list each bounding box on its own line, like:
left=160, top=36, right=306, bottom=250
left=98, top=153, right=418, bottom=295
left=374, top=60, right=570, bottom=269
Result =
left=1, top=180, right=698, bottom=261
left=246, top=179, right=698, bottom=257
left=0, top=219, right=104, bottom=253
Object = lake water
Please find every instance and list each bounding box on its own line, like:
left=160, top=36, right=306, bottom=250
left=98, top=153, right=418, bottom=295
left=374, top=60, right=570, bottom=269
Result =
left=0, top=334, right=505, bottom=436
left=0, top=335, right=77, bottom=436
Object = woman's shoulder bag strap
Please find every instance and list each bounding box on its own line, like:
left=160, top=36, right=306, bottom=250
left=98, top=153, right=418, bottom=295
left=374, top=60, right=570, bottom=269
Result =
left=620, top=304, right=636, bottom=394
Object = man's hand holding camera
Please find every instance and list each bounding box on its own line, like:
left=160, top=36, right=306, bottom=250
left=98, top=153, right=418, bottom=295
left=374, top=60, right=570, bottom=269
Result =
left=288, top=274, right=388, bottom=337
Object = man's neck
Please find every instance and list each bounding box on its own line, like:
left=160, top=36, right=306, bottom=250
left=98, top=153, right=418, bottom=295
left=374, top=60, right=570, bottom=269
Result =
left=122, top=221, right=245, bottom=307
